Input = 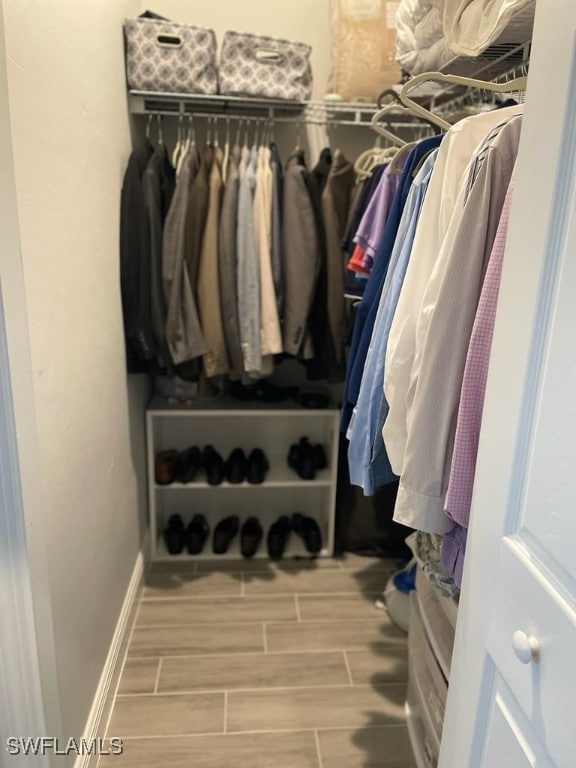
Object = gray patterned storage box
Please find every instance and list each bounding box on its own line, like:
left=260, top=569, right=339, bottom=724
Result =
left=124, top=16, right=218, bottom=94
left=219, top=31, right=313, bottom=101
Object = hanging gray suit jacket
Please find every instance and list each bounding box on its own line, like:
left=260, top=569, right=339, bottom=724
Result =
left=281, top=151, right=320, bottom=357
left=218, top=146, right=244, bottom=380
left=163, top=148, right=207, bottom=365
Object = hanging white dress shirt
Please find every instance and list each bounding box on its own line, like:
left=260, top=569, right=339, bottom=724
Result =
left=391, top=114, right=523, bottom=533
left=383, top=104, right=523, bottom=476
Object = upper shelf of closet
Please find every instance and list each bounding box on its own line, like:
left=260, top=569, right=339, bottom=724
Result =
left=439, top=38, right=531, bottom=82
left=128, top=91, right=404, bottom=128
left=397, top=0, right=534, bottom=82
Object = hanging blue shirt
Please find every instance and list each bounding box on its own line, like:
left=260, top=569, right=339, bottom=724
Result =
left=340, top=134, right=443, bottom=433
left=346, top=151, right=439, bottom=494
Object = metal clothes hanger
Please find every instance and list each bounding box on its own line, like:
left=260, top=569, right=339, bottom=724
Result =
left=269, top=117, right=275, bottom=145
left=295, top=118, right=301, bottom=152
left=236, top=118, right=244, bottom=148
left=172, top=114, right=183, bottom=168
left=156, top=114, right=163, bottom=145
left=183, top=114, right=196, bottom=154
left=222, top=117, right=231, bottom=181
left=400, top=71, right=528, bottom=132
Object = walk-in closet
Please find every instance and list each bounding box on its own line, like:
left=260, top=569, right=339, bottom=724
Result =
left=1, top=1, right=575, bottom=767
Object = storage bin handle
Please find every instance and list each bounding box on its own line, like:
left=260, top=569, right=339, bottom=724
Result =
left=255, top=48, right=284, bottom=65
left=156, top=33, right=182, bottom=48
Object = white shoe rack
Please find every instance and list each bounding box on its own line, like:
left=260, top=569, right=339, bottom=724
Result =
left=146, top=397, right=340, bottom=561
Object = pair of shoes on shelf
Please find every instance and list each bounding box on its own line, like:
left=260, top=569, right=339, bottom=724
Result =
left=165, top=512, right=323, bottom=559
left=268, top=513, right=323, bottom=558
left=163, top=514, right=210, bottom=555
left=213, top=516, right=263, bottom=558
left=202, top=445, right=226, bottom=485
left=225, top=448, right=269, bottom=484
left=155, top=447, right=202, bottom=485
left=174, top=446, right=202, bottom=483
left=204, top=446, right=270, bottom=485
left=287, top=437, right=327, bottom=480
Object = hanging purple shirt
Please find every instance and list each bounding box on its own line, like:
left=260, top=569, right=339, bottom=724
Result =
left=353, top=166, right=399, bottom=274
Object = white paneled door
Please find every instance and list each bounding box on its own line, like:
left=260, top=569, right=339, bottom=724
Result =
left=440, top=2, right=576, bottom=767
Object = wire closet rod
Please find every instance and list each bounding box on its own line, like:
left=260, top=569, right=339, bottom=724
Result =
left=138, top=111, right=426, bottom=130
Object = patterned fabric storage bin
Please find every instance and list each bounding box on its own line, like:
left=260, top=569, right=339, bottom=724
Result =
left=124, top=14, right=218, bottom=94
left=219, top=31, right=313, bottom=101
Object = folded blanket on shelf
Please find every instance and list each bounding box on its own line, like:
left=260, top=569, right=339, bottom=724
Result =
left=396, top=0, right=535, bottom=74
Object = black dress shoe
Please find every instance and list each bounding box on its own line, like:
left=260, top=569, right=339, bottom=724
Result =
left=174, top=446, right=202, bottom=483
left=225, top=448, right=247, bottom=484
left=267, top=516, right=291, bottom=559
left=213, top=516, right=240, bottom=554
left=246, top=449, right=269, bottom=484
left=312, top=443, right=327, bottom=471
left=287, top=438, right=327, bottom=480
left=292, top=513, right=322, bottom=554
left=241, top=517, right=263, bottom=558
left=186, top=514, right=209, bottom=555
left=163, top=514, right=185, bottom=555
left=202, top=445, right=225, bottom=486
left=298, top=438, right=317, bottom=480
left=287, top=443, right=300, bottom=472
left=287, top=438, right=316, bottom=480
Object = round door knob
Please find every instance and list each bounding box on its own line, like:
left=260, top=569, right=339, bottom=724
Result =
left=512, top=630, right=540, bottom=664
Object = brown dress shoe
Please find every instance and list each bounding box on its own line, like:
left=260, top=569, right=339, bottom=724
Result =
left=155, top=449, right=178, bottom=485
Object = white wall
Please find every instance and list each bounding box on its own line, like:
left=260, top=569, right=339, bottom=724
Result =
left=2, top=0, right=146, bottom=749
left=144, top=0, right=333, bottom=99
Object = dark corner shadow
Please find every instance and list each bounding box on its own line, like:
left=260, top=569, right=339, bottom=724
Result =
left=367, top=621, right=409, bottom=654
left=364, top=638, right=410, bottom=690
left=344, top=556, right=405, bottom=603
left=125, top=373, right=152, bottom=540
left=146, top=554, right=332, bottom=589
left=240, top=556, right=333, bottom=583
left=351, top=712, right=411, bottom=768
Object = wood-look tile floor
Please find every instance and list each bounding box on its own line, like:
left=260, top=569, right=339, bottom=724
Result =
left=101, top=554, right=415, bottom=768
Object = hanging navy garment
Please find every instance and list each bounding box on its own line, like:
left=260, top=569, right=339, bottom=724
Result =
left=340, top=134, right=443, bottom=432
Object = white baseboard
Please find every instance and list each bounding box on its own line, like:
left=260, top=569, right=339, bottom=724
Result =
left=74, top=548, right=145, bottom=768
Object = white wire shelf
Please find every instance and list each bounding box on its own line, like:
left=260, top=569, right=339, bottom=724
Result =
left=128, top=91, right=430, bottom=129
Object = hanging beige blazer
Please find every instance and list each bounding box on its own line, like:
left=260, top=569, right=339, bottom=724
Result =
left=254, top=146, right=283, bottom=358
